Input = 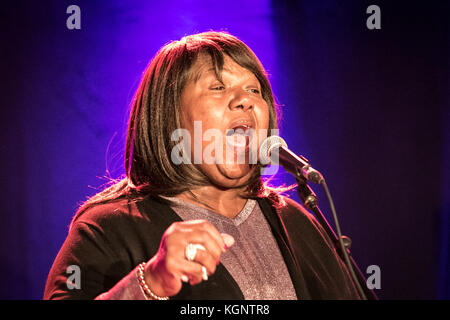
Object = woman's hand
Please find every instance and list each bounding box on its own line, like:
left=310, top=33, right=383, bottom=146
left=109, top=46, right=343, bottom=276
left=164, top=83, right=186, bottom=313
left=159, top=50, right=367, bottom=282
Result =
left=143, top=220, right=235, bottom=298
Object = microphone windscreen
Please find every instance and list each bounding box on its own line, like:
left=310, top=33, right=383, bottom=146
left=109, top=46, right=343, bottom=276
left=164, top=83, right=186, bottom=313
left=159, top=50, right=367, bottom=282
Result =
left=259, top=135, right=287, bottom=164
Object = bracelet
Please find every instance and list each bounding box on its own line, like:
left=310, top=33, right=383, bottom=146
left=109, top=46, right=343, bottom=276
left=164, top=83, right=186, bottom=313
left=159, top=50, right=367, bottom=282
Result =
left=137, top=262, right=169, bottom=300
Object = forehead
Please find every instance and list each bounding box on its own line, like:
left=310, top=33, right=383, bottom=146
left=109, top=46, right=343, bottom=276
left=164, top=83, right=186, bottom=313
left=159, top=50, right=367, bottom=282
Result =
left=188, top=54, right=256, bottom=83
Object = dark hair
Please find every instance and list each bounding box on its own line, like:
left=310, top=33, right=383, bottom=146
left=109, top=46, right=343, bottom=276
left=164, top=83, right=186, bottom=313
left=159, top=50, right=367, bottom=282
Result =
left=71, top=31, right=286, bottom=225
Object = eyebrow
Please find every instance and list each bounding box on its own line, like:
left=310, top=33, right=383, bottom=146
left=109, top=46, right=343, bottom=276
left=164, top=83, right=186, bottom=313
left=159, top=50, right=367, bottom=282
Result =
left=191, top=67, right=214, bottom=82
left=191, top=66, right=226, bottom=84
left=190, top=64, right=258, bottom=86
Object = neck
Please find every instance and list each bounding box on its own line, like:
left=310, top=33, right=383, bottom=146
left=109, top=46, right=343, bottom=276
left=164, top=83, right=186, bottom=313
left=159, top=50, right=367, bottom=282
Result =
left=176, top=185, right=248, bottom=219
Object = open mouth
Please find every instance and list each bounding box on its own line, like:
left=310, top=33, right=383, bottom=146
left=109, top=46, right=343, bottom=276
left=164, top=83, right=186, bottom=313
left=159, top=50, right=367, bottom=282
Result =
left=226, top=124, right=253, bottom=149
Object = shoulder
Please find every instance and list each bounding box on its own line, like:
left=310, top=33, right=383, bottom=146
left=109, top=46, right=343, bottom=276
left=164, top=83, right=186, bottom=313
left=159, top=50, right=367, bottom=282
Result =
left=73, top=197, right=145, bottom=229
left=69, top=195, right=178, bottom=242
left=70, top=195, right=175, bottom=237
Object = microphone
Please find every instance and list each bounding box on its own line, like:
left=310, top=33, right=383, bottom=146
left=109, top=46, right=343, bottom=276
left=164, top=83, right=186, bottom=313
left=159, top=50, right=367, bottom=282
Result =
left=260, top=136, right=374, bottom=300
left=260, top=136, right=324, bottom=184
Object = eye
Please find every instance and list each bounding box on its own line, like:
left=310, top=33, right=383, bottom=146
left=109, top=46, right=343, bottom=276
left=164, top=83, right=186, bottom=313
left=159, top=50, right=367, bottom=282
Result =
left=249, top=88, right=261, bottom=95
left=210, top=82, right=225, bottom=91
left=211, top=85, right=225, bottom=91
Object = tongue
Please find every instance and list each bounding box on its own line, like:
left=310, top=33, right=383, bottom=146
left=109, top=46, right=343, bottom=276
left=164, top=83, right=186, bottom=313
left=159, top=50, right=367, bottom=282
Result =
left=227, top=132, right=248, bottom=148
left=227, top=127, right=247, bottom=136
left=234, top=125, right=247, bottom=132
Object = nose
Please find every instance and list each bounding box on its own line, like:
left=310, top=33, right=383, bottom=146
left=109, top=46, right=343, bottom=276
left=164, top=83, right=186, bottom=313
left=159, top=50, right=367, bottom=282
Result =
left=229, top=90, right=253, bottom=112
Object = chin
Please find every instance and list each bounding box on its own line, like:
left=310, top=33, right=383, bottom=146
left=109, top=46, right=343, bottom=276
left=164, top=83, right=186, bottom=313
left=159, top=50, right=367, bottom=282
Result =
left=214, top=164, right=255, bottom=188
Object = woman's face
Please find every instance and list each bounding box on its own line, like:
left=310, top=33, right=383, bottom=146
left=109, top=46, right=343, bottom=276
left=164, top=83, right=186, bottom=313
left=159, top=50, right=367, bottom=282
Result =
left=179, top=54, right=270, bottom=189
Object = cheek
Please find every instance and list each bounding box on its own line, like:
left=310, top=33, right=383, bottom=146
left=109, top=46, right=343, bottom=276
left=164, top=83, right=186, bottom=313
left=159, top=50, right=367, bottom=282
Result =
left=192, top=103, right=225, bottom=131
left=257, top=102, right=270, bottom=129
left=182, top=94, right=222, bottom=125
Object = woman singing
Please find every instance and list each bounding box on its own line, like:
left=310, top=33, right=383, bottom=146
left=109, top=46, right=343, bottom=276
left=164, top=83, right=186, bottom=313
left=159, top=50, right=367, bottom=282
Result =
left=44, top=31, right=360, bottom=300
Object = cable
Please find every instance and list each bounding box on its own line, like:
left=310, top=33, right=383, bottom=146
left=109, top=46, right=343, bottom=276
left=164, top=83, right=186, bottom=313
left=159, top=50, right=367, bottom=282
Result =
left=320, top=179, right=368, bottom=300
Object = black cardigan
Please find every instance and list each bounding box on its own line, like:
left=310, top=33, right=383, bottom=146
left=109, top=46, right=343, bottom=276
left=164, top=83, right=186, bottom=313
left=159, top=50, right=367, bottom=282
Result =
left=44, top=195, right=361, bottom=300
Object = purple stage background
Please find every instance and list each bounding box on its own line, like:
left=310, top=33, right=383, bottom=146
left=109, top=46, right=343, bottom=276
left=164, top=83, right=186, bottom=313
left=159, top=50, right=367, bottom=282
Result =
left=0, top=0, right=448, bottom=299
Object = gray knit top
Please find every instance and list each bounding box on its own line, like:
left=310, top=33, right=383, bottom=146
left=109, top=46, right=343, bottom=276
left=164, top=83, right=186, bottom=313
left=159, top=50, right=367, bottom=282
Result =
left=165, top=197, right=297, bottom=300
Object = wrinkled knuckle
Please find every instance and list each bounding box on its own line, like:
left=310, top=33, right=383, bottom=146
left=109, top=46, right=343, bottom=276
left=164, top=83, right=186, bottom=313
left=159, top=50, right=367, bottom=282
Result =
left=197, top=219, right=210, bottom=229
left=199, top=230, right=212, bottom=243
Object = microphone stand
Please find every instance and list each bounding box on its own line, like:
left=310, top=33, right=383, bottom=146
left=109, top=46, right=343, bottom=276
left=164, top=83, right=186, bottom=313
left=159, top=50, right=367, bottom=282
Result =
left=296, top=177, right=378, bottom=300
